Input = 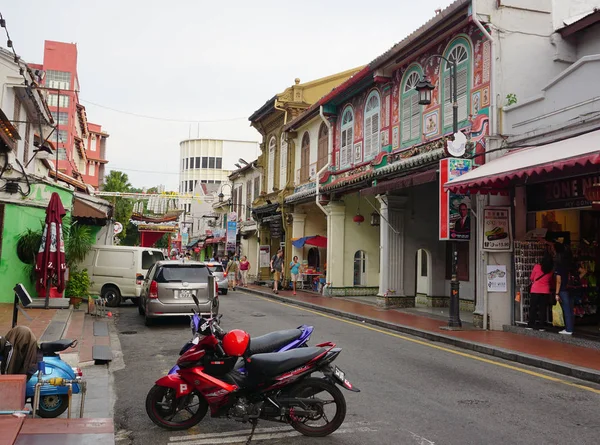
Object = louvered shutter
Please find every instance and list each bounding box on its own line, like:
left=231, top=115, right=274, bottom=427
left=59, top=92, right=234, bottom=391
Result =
left=364, top=115, right=372, bottom=160
left=410, top=94, right=420, bottom=139
left=457, top=68, right=468, bottom=123
left=401, top=96, right=411, bottom=142
left=280, top=139, right=287, bottom=188
left=371, top=113, right=379, bottom=156
left=443, top=75, right=453, bottom=129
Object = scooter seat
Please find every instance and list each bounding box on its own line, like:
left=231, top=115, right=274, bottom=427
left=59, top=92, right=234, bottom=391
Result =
left=247, top=329, right=302, bottom=356
left=39, top=339, right=76, bottom=354
left=246, top=347, right=325, bottom=378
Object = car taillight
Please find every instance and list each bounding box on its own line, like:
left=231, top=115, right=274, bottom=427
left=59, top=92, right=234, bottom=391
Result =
left=149, top=280, right=159, bottom=299
left=215, top=281, right=219, bottom=295
left=136, top=274, right=144, bottom=285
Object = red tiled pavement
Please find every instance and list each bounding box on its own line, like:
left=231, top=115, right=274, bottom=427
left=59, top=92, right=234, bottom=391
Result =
left=0, top=304, right=56, bottom=339
left=246, top=285, right=600, bottom=373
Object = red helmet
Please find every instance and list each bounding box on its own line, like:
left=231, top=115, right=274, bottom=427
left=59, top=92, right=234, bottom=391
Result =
left=222, top=329, right=250, bottom=357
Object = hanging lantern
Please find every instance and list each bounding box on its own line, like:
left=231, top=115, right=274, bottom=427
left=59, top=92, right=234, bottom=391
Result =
left=584, top=183, right=600, bottom=210
left=353, top=214, right=365, bottom=224
left=370, top=211, right=380, bottom=227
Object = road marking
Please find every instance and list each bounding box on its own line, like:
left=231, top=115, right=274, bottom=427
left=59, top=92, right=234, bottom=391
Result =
left=251, top=294, right=600, bottom=395
left=169, top=422, right=379, bottom=444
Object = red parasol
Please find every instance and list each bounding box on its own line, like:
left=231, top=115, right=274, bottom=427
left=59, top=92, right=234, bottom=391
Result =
left=304, top=235, right=327, bottom=248
left=35, top=192, right=67, bottom=308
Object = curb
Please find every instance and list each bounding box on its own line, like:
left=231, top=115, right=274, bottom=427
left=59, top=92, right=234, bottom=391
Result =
left=242, top=287, right=600, bottom=385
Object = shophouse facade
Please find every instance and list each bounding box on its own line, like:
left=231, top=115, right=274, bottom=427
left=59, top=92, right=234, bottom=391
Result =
left=249, top=68, right=363, bottom=283
left=447, top=6, right=600, bottom=333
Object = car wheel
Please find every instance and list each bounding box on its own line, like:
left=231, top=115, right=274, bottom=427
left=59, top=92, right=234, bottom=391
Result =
left=144, top=314, right=154, bottom=326
left=138, top=299, right=145, bottom=315
left=130, top=297, right=140, bottom=306
left=102, top=286, right=121, bottom=307
left=220, top=289, right=228, bottom=295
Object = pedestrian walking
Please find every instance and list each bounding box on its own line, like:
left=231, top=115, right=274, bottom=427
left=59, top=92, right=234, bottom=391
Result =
left=239, top=256, right=251, bottom=287
left=554, top=243, right=574, bottom=335
left=527, top=252, right=554, bottom=330
left=226, top=256, right=239, bottom=291
left=289, top=256, right=301, bottom=295
left=270, top=249, right=284, bottom=294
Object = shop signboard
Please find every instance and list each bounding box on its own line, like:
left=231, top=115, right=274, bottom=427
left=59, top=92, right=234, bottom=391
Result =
left=226, top=221, right=237, bottom=251
left=486, top=265, right=507, bottom=292
left=259, top=245, right=271, bottom=268
left=526, top=173, right=600, bottom=211
left=439, top=158, right=473, bottom=241
left=482, top=207, right=513, bottom=252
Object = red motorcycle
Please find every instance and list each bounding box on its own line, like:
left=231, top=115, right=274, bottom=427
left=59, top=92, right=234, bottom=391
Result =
left=145, top=315, right=359, bottom=440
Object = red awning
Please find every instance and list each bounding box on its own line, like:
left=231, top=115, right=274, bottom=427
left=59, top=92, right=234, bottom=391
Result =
left=205, top=237, right=225, bottom=244
left=445, top=130, right=600, bottom=194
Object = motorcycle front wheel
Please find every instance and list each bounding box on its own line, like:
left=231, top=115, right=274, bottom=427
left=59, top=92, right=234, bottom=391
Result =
left=287, top=377, right=347, bottom=437
left=145, top=385, right=208, bottom=430
left=37, top=394, right=69, bottom=418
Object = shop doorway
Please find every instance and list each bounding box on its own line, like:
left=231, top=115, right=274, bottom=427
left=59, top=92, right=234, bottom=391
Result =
left=416, top=248, right=432, bottom=297
left=308, top=247, right=320, bottom=269
left=353, top=250, right=366, bottom=286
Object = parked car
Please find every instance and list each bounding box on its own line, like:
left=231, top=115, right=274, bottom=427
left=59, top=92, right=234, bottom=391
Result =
left=205, top=262, right=228, bottom=295
left=82, top=245, right=165, bottom=307
left=138, top=260, right=219, bottom=326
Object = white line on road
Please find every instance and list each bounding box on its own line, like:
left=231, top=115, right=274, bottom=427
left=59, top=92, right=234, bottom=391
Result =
left=169, top=421, right=383, bottom=444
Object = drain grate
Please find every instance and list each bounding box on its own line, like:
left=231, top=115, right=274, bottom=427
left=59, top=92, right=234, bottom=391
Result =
left=120, top=330, right=138, bottom=335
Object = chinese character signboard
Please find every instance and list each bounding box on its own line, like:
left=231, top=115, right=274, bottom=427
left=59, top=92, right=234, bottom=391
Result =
left=439, top=158, right=473, bottom=241
left=486, top=265, right=507, bottom=292
left=226, top=221, right=237, bottom=251
left=482, top=207, right=513, bottom=252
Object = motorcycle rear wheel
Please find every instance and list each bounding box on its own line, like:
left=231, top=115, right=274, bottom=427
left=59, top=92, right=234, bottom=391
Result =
left=287, top=377, right=346, bottom=437
left=145, top=385, right=208, bottom=430
left=37, top=394, right=69, bottom=418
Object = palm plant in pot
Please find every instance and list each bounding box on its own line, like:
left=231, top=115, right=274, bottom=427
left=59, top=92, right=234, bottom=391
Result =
left=64, top=222, right=94, bottom=307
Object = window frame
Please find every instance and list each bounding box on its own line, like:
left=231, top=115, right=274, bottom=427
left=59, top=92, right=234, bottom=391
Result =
left=202, top=157, right=208, bottom=168
left=339, top=106, right=354, bottom=169
left=363, top=90, right=381, bottom=162
left=400, top=66, right=424, bottom=148
left=267, top=136, right=277, bottom=191
left=317, top=123, right=328, bottom=171
left=300, top=132, right=310, bottom=182
left=442, top=38, right=471, bottom=134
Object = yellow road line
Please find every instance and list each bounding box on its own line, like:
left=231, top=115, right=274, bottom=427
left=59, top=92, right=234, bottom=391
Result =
left=251, top=294, right=600, bottom=395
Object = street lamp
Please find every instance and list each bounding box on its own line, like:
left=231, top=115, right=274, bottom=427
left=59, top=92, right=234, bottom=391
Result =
left=415, top=54, right=462, bottom=329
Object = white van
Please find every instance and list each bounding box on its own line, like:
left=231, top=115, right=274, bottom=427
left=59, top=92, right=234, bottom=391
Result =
left=83, top=245, right=165, bottom=307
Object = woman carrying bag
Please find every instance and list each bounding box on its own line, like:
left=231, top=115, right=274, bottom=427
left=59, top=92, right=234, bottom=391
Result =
left=554, top=243, right=574, bottom=335
left=528, top=252, right=554, bottom=330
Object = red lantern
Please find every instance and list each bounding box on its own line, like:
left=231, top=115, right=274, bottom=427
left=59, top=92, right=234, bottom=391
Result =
left=353, top=214, right=365, bottom=224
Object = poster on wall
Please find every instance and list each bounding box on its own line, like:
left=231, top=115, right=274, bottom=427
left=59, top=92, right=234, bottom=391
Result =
left=226, top=220, right=237, bottom=251
left=482, top=207, right=513, bottom=252
left=259, top=245, right=271, bottom=268
left=486, top=265, right=507, bottom=292
left=439, top=158, right=473, bottom=241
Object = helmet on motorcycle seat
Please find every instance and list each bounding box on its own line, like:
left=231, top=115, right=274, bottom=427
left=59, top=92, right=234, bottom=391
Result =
left=222, top=329, right=250, bottom=357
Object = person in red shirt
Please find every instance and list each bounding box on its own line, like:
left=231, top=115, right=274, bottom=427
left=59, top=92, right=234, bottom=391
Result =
left=528, top=252, right=554, bottom=330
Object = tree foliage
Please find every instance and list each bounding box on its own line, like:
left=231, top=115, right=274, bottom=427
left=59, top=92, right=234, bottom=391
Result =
left=102, top=171, right=134, bottom=241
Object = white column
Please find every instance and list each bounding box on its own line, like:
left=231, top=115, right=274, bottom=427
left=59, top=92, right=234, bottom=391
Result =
left=291, top=213, right=307, bottom=260
left=326, top=201, right=346, bottom=287
left=475, top=194, right=487, bottom=316
left=377, top=195, right=407, bottom=296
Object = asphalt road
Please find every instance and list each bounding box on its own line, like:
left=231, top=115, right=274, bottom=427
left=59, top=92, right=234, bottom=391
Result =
left=112, top=290, right=600, bottom=445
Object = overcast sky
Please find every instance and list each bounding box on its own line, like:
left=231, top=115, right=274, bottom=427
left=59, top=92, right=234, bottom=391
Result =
left=3, top=0, right=453, bottom=190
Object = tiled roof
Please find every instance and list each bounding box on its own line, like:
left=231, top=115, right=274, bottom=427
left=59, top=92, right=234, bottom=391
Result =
left=285, top=187, right=317, bottom=203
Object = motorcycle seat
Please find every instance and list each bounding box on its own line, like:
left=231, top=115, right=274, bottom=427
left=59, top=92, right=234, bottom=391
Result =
left=247, top=329, right=302, bottom=356
left=39, top=339, right=76, bottom=354
left=246, top=347, right=325, bottom=378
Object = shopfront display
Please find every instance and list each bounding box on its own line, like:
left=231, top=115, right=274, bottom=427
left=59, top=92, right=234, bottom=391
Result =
left=524, top=176, right=600, bottom=329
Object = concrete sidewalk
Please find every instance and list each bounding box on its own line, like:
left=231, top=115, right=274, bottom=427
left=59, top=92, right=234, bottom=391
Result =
left=242, top=285, right=600, bottom=385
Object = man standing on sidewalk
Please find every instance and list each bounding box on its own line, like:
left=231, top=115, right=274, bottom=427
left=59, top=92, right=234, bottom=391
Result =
left=270, top=249, right=284, bottom=294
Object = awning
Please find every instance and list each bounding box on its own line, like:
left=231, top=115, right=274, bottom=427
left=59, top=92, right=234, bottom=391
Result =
left=445, top=130, right=600, bottom=194
left=360, top=169, right=437, bottom=196
left=72, top=192, right=112, bottom=220
left=205, top=237, right=225, bottom=244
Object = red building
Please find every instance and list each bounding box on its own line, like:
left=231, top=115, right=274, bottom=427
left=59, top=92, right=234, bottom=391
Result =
left=30, top=40, right=108, bottom=189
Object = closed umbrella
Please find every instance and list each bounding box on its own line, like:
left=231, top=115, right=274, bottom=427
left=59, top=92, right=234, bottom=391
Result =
left=35, top=192, right=67, bottom=309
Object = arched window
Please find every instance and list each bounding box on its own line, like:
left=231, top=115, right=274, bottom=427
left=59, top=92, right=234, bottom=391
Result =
left=363, top=91, right=381, bottom=162
left=353, top=250, right=366, bottom=286
left=401, top=67, right=423, bottom=147
left=300, top=132, right=310, bottom=182
left=442, top=38, right=471, bottom=132
left=317, top=123, right=328, bottom=171
left=340, top=106, right=354, bottom=169
left=279, top=133, right=288, bottom=189
left=267, top=136, right=276, bottom=192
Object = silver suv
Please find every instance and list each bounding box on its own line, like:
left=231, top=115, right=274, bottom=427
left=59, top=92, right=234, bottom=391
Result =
left=138, top=260, right=218, bottom=326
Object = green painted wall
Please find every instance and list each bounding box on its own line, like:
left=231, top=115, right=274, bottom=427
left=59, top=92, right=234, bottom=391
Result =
left=0, top=184, right=73, bottom=303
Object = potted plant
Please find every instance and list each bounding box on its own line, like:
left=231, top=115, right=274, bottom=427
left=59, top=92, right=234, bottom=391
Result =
left=65, top=268, right=91, bottom=308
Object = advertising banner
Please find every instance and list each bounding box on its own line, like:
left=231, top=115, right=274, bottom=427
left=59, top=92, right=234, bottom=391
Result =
left=486, top=265, right=507, bottom=292
left=482, top=207, right=513, bottom=252
left=259, top=245, right=271, bottom=268
left=440, top=158, right=473, bottom=241
left=226, top=221, right=237, bottom=251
